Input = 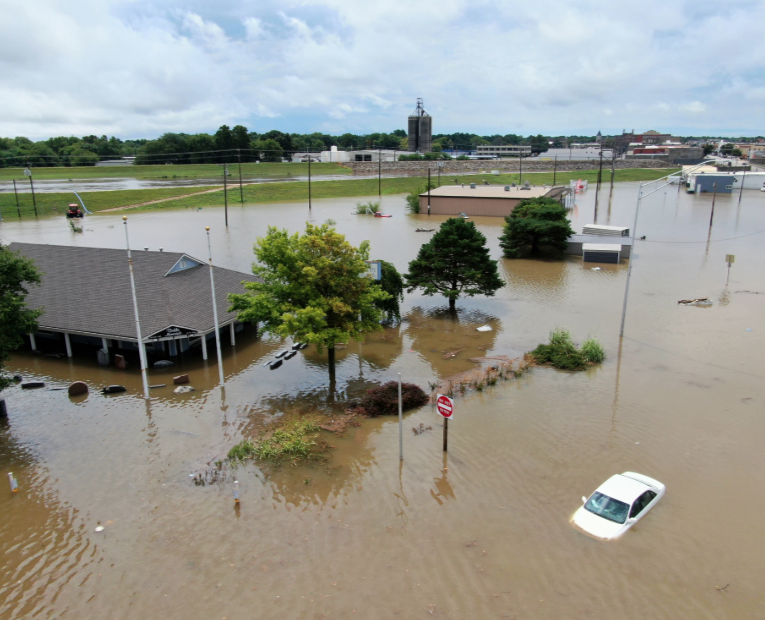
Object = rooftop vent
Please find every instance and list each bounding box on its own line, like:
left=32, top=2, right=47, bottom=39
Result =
left=470, top=183, right=476, bottom=189
left=504, top=185, right=510, bottom=191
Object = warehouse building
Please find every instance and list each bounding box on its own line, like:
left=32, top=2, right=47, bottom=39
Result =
left=419, top=184, right=567, bottom=217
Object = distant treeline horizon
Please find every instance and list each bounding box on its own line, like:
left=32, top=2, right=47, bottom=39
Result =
left=1, top=126, right=761, bottom=167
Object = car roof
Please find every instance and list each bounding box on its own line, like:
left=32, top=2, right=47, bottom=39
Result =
left=595, top=474, right=651, bottom=504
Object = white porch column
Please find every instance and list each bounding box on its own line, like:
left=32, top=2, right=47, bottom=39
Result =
left=29, top=333, right=36, bottom=349
left=201, top=333, right=208, bottom=360
left=101, top=338, right=109, bottom=353
left=64, top=332, right=72, bottom=357
left=229, top=322, right=236, bottom=346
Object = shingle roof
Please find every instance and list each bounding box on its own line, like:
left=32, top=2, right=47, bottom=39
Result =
left=8, top=243, right=261, bottom=341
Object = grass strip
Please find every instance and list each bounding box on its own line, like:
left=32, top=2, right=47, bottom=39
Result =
left=0, top=162, right=351, bottom=182
left=0, top=168, right=678, bottom=217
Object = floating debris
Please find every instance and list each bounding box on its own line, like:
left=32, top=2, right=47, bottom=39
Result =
left=476, top=325, right=492, bottom=332
left=102, top=385, right=127, bottom=394
left=678, top=298, right=712, bottom=306
left=174, top=385, right=195, bottom=394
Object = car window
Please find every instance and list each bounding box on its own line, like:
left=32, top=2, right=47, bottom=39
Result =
left=629, top=491, right=657, bottom=518
left=584, top=492, right=630, bottom=524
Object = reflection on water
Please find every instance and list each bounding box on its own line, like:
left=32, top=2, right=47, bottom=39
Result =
left=1, top=186, right=765, bottom=618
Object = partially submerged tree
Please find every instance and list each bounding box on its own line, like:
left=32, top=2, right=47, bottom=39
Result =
left=499, top=197, right=574, bottom=259
left=229, top=223, right=389, bottom=392
left=405, top=218, right=504, bottom=311
left=374, top=260, right=405, bottom=324
left=0, top=246, right=42, bottom=390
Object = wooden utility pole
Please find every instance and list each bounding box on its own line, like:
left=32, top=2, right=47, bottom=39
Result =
left=553, top=156, right=557, bottom=185
left=12, top=180, right=20, bottom=218
left=237, top=150, right=243, bottom=204
left=378, top=147, right=382, bottom=201
left=308, top=150, right=312, bottom=211
left=427, top=168, right=431, bottom=214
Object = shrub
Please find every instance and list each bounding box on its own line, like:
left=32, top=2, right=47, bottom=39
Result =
left=581, top=338, right=605, bottom=364
left=359, top=381, right=429, bottom=417
left=355, top=201, right=380, bottom=214
left=529, top=328, right=603, bottom=371
left=228, top=419, right=320, bottom=463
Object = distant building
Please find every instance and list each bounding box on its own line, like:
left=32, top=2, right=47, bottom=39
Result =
left=407, top=98, right=432, bottom=153
left=475, top=145, right=531, bottom=157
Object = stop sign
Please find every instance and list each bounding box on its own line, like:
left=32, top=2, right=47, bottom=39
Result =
left=436, top=394, right=454, bottom=419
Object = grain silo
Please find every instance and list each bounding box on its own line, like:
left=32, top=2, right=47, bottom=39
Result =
left=407, top=98, right=432, bottom=153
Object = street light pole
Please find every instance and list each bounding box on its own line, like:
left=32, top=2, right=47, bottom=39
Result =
left=122, top=216, right=150, bottom=398
left=206, top=227, right=225, bottom=386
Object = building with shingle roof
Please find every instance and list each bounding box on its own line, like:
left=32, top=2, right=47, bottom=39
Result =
left=8, top=242, right=260, bottom=360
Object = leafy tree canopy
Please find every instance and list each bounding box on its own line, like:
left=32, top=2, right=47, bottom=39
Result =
left=0, top=247, right=42, bottom=390
left=374, top=260, right=405, bottom=323
left=499, top=198, right=574, bottom=259
left=405, top=218, right=504, bottom=310
left=228, top=224, right=389, bottom=380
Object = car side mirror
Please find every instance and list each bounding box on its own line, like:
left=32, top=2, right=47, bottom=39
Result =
left=581, top=496, right=587, bottom=504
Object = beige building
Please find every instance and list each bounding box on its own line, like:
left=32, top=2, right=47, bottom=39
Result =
left=419, top=185, right=566, bottom=217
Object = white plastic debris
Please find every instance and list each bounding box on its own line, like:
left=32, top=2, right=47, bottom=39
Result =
left=591, top=267, right=602, bottom=271
left=95, top=526, right=104, bottom=532
left=174, top=385, right=195, bottom=394
left=476, top=325, right=493, bottom=332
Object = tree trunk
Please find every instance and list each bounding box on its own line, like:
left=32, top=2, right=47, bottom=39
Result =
left=449, top=296, right=456, bottom=312
left=328, top=345, right=336, bottom=402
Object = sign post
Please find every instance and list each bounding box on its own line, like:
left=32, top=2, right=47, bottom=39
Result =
left=436, top=394, right=454, bottom=451
left=725, top=254, right=735, bottom=285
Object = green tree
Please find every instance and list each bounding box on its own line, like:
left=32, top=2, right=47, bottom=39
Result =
left=405, top=180, right=435, bottom=213
left=0, top=247, right=42, bottom=390
left=67, top=145, right=100, bottom=166
left=405, top=218, right=504, bottom=311
left=499, top=197, right=574, bottom=259
left=731, top=148, right=743, bottom=157
left=529, top=134, right=549, bottom=154
left=702, top=144, right=715, bottom=156
left=374, top=260, right=405, bottom=323
left=228, top=223, right=389, bottom=393
left=255, top=138, right=283, bottom=162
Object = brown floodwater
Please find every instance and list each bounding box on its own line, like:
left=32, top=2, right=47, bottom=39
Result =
left=1, top=182, right=765, bottom=619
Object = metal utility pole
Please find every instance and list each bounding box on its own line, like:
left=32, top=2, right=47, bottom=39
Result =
left=122, top=216, right=150, bottom=398
left=223, top=163, right=228, bottom=226
left=206, top=227, right=225, bottom=386
left=710, top=183, right=717, bottom=228
left=378, top=147, right=382, bottom=201
left=619, top=185, right=643, bottom=337
left=308, top=150, right=312, bottom=211
left=553, top=156, right=557, bottom=185
left=237, top=150, right=243, bottom=204
left=12, top=180, right=20, bottom=218
left=739, top=171, right=746, bottom=203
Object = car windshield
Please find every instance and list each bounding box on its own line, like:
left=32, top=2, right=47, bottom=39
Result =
left=584, top=492, right=630, bottom=524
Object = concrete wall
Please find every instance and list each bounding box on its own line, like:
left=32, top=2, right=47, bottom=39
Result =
left=341, top=159, right=676, bottom=176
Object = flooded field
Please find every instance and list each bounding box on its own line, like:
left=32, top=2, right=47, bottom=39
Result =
left=1, top=181, right=764, bottom=619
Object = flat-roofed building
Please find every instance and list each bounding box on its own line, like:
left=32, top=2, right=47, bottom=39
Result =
left=419, top=184, right=566, bottom=217
left=475, top=145, right=532, bottom=157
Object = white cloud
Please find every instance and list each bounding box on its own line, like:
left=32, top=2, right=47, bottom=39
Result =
left=1, top=0, right=764, bottom=139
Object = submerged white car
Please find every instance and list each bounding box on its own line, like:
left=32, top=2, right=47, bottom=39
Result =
left=572, top=472, right=665, bottom=539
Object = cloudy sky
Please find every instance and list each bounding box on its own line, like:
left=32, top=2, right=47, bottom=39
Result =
left=2, top=0, right=764, bottom=140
